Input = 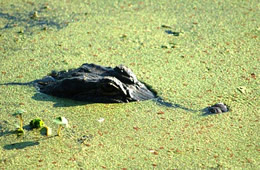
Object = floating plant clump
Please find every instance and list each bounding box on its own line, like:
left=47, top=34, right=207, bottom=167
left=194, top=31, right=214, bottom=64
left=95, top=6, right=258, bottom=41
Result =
left=29, top=118, right=44, bottom=129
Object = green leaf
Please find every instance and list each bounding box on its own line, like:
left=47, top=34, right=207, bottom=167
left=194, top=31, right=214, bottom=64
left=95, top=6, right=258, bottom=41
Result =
left=12, top=109, right=26, bottom=116
left=53, top=117, right=68, bottom=127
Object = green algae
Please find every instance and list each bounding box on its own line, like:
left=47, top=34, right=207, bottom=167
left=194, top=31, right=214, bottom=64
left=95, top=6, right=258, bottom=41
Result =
left=0, top=0, right=259, bottom=169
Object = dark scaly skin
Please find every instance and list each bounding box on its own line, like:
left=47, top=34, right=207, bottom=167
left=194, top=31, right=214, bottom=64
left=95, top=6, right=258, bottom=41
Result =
left=38, top=63, right=156, bottom=103
left=1, top=64, right=156, bottom=103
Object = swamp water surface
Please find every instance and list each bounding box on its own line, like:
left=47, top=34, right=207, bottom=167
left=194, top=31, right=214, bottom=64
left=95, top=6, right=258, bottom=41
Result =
left=0, top=0, right=259, bottom=169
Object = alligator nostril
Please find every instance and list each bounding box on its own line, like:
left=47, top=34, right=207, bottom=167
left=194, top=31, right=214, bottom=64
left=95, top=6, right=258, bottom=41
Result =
left=208, top=103, right=229, bottom=114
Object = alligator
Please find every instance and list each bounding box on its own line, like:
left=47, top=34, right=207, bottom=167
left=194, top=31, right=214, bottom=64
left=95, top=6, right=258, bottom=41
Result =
left=1, top=63, right=156, bottom=103
left=1, top=63, right=205, bottom=112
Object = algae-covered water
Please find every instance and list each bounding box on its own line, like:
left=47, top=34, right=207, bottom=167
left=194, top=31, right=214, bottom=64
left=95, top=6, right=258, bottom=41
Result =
left=0, top=0, right=259, bottom=169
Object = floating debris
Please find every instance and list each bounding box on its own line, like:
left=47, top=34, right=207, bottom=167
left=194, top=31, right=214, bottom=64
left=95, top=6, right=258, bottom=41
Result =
left=30, top=11, right=39, bottom=19
left=165, top=30, right=180, bottom=36
left=29, top=118, right=44, bottom=129
left=161, top=25, right=172, bottom=29
left=237, top=86, right=248, bottom=94
left=77, top=134, right=93, bottom=144
left=97, top=118, right=105, bottom=123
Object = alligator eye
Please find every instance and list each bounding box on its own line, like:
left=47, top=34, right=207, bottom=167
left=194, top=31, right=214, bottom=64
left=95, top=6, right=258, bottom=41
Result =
left=102, top=83, right=117, bottom=92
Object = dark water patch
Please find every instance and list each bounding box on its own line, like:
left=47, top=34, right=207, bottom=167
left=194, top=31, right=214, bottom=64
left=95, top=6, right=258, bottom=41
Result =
left=0, top=3, right=85, bottom=34
left=0, top=120, right=16, bottom=137
left=0, top=130, right=16, bottom=137
left=32, top=92, right=89, bottom=107
left=0, top=11, right=68, bottom=32
left=154, top=97, right=197, bottom=112
left=165, top=30, right=180, bottom=36
left=3, top=141, right=39, bottom=150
